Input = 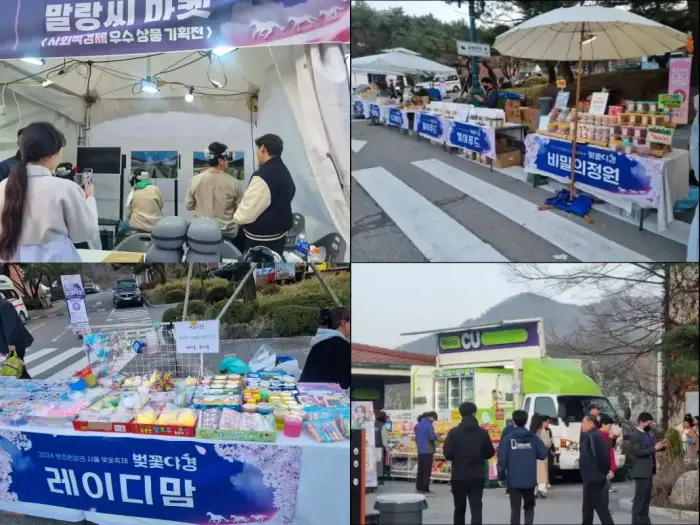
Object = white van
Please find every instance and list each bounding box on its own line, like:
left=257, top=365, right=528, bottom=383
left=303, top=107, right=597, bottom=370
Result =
left=0, top=276, right=29, bottom=324
left=417, top=75, right=462, bottom=93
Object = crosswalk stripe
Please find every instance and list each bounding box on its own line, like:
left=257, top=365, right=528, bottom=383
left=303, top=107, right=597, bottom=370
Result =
left=23, top=347, right=59, bottom=365
left=412, top=159, right=652, bottom=263
left=49, top=355, right=90, bottom=380
left=26, top=346, right=85, bottom=378
left=352, top=166, right=508, bottom=262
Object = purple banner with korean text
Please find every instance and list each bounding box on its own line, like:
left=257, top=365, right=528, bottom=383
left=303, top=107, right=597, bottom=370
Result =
left=387, top=107, right=408, bottom=130
left=0, top=0, right=349, bottom=60
left=524, top=134, right=664, bottom=209
left=415, top=112, right=447, bottom=142
left=447, top=120, right=496, bottom=160
left=0, top=430, right=302, bottom=525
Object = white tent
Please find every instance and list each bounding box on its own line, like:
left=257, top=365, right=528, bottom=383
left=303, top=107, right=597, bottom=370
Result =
left=0, top=44, right=349, bottom=255
left=351, top=49, right=457, bottom=76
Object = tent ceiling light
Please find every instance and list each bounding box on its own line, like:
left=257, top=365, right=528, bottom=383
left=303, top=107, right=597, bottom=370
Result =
left=141, top=78, right=160, bottom=94
left=212, top=47, right=237, bottom=57
left=185, top=88, right=194, bottom=103
left=20, top=58, right=45, bottom=66
left=41, top=79, right=54, bottom=88
left=582, top=34, right=597, bottom=45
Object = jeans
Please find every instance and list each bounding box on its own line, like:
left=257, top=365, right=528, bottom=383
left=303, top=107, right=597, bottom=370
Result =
left=508, top=487, right=536, bottom=525
left=451, top=480, right=484, bottom=525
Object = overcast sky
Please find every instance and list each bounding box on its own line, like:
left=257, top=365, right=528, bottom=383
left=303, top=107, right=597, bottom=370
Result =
left=363, top=0, right=472, bottom=24
left=352, top=264, right=631, bottom=349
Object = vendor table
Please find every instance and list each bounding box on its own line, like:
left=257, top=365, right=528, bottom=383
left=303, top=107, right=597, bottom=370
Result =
left=524, top=133, right=690, bottom=231
left=0, top=424, right=348, bottom=525
left=78, top=250, right=146, bottom=263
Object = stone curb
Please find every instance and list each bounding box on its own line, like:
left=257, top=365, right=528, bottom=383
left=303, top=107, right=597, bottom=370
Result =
left=619, top=497, right=699, bottom=520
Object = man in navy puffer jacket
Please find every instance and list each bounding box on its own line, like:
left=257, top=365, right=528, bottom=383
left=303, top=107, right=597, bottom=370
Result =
left=497, top=410, right=548, bottom=525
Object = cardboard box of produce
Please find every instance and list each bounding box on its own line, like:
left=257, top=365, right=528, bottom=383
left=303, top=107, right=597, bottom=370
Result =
left=495, top=149, right=522, bottom=169
left=520, top=107, right=539, bottom=133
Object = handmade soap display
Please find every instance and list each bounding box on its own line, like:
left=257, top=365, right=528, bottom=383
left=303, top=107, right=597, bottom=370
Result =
left=195, top=407, right=277, bottom=442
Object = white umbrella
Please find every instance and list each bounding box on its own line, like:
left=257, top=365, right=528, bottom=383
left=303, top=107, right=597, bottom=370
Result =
left=493, top=6, right=687, bottom=203
left=351, top=50, right=456, bottom=76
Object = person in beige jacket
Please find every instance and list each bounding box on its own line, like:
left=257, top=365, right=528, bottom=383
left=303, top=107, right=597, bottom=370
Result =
left=186, top=142, right=243, bottom=236
left=127, top=171, right=164, bottom=232
left=0, top=122, right=98, bottom=262
left=530, top=414, right=552, bottom=498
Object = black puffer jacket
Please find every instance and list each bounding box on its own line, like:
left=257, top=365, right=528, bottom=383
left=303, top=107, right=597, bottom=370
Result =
left=299, top=329, right=350, bottom=389
left=443, top=414, right=495, bottom=482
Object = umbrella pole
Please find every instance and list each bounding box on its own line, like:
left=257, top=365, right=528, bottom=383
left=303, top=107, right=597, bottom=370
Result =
left=569, top=24, right=585, bottom=202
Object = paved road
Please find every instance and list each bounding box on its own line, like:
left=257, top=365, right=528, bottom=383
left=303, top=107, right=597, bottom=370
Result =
left=366, top=479, right=697, bottom=524
left=351, top=121, right=690, bottom=262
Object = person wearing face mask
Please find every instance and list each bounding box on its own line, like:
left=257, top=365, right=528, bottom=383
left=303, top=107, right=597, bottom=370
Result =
left=233, top=134, right=296, bottom=256
left=126, top=171, right=164, bottom=233
left=630, top=412, right=667, bottom=525
left=186, top=141, right=244, bottom=238
left=0, top=122, right=98, bottom=262
left=687, top=94, right=698, bottom=262
left=298, top=307, right=350, bottom=389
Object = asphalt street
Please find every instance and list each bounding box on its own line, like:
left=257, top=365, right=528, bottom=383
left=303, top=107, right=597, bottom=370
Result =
left=366, top=479, right=698, bottom=524
left=351, top=120, right=690, bottom=262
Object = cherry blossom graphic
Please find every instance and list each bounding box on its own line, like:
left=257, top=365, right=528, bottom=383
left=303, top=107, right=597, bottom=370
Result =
left=215, top=444, right=302, bottom=525
left=0, top=431, right=32, bottom=502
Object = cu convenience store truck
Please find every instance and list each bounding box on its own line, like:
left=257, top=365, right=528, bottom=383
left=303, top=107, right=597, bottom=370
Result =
left=410, top=318, right=624, bottom=478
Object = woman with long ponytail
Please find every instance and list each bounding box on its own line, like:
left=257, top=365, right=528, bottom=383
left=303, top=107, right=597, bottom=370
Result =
left=0, top=122, right=98, bottom=262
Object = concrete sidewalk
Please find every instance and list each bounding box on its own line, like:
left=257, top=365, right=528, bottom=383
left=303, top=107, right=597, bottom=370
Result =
left=28, top=303, right=67, bottom=321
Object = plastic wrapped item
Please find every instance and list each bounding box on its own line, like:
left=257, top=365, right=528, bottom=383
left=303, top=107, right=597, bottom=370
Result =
left=304, top=417, right=345, bottom=443
left=249, top=344, right=276, bottom=373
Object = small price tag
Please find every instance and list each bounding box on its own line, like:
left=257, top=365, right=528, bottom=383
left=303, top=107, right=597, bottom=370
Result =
left=658, top=93, right=683, bottom=110
left=647, top=126, right=675, bottom=146
left=556, top=78, right=566, bottom=89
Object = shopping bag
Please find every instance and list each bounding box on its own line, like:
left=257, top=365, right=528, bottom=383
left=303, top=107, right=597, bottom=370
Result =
left=0, top=349, right=24, bottom=378
left=249, top=344, right=276, bottom=373
left=218, top=356, right=250, bottom=375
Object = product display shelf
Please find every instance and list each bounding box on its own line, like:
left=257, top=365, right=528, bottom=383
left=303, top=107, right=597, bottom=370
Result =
left=388, top=451, right=451, bottom=482
left=537, top=130, right=610, bottom=148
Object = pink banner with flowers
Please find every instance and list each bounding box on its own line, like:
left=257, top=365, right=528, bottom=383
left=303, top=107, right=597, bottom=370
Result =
left=668, top=58, right=692, bottom=125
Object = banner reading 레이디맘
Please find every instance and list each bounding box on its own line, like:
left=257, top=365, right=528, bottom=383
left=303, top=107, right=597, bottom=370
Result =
left=0, top=430, right=302, bottom=524
left=0, top=0, right=349, bottom=60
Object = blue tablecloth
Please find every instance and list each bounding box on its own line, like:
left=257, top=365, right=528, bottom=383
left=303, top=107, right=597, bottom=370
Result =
left=0, top=423, right=348, bottom=525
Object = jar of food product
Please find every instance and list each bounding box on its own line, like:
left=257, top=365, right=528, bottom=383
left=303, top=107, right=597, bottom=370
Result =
left=634, top=127, right=647, bottom=138
left=648, top=101, right=657, bottom=113
left=663, top=113, right=672, bottom=123
left=636, top=101, right=646, bottom=112
left=641, top=115, right=649, bottom=126
left=547, top=122, right=557, bottom=132
left=626, top=101, right=636, bottom=113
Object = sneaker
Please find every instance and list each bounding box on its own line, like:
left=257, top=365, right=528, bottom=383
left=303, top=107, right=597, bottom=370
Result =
left=425, top=491, right=436, bottom=498
left=609, top=487, right=617, bottom=493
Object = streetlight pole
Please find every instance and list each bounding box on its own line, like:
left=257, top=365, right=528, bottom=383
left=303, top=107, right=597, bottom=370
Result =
left=469, top=0, right=480, bottom=94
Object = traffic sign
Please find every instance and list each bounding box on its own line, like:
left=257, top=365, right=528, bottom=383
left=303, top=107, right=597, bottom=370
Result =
left=456, top=40, right=491, bottom=58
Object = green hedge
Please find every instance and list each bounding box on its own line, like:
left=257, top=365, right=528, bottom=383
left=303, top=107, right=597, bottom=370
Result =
left=205, top=285, right=230, bottom=304
left=268, top=305, right=320, bottom=337
left=149, top=278, right=231, bottom=304
left=259, top=284, right=282, bottom=296
left=205, top=300, right=255, bottom=324
left=165, top=289, right=186, bottom=303
left=162, top=306, right=183, bottom=323
left=256, top=273, right=349, bottom=316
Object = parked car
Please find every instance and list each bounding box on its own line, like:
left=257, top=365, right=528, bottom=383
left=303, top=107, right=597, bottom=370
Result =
left=113, top=279, right=143, bottom=308
left=416, top=74, right=462, bottom=93
left=0, top=276, right=29, bottom=324
left=84, top=281, right=99, bottom=294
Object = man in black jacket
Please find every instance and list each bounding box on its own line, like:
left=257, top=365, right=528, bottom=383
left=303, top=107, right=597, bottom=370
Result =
left=443, top=402, right=495, bottom=525
left=630, top=412, right=666, bottom=525
left=233, top=134, right=296, bottom=256
left=580, top=416, right=615, bottom=525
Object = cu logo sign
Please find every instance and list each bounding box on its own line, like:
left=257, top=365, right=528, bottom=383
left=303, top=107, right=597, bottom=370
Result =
left=461, top=331, right=482, bottom=350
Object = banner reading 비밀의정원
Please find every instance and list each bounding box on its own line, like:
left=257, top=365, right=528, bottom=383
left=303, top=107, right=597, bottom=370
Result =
left=0, top=0, right=349, bottom=60
left=0, top=429, right=302, bottom=525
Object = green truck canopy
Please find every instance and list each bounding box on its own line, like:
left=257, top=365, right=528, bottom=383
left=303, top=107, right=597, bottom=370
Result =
left=522, top=358, right=601, bottom=395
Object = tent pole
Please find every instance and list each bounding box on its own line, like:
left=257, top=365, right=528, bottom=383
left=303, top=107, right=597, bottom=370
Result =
left=569, top=24, right=585, bottom=202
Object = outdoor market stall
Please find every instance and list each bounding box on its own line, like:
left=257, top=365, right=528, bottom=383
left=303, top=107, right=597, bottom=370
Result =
left=1, top=0, right=350, bottom=260
left=493, top=5, right=690, bottom=228
left=0, top=263, right=349, bottom=525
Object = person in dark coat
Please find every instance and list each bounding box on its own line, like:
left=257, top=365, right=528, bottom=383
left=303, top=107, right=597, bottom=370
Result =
left=497, top=409, right=548, bottom=525
left=580, top=416, right=615, bottom=525
left=630, top=412, right=666, bottom=525
left=298, top=307, right=350, bottom=389
left=0, top=128, right=24, bottom=184
left=0, top=292, right=33, bottom=378
left=443, top=401, right=495, bottom=525
left=499, top=419, right=516, bottom=497
left=233, top=134, right=296, bottom=256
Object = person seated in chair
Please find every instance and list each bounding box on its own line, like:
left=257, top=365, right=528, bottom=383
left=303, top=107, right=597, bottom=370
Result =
left=186, top=142, right=244, bottom=240
left=126, top=171, right=164, bottom=233
left=233, top=134, right=296, bottom=256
